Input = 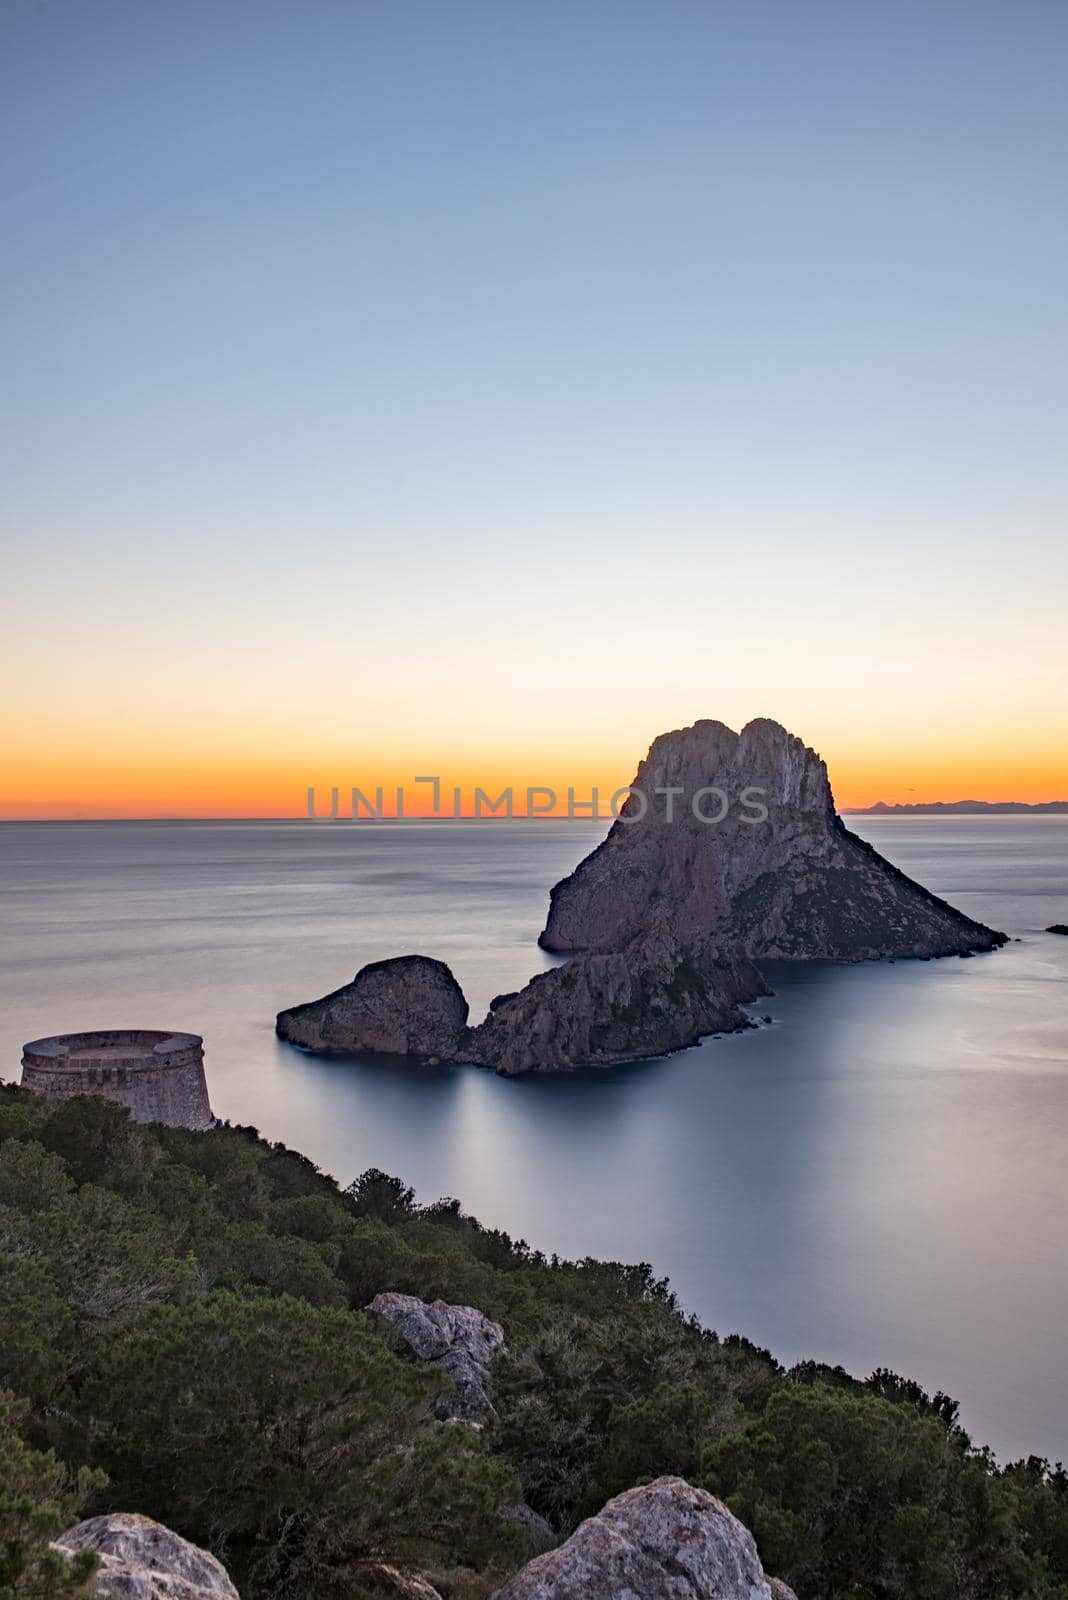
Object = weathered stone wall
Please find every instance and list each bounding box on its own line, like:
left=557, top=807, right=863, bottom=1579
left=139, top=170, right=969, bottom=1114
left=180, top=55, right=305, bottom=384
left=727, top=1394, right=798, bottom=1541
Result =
left=21, top=1029, right=213, bottom=1130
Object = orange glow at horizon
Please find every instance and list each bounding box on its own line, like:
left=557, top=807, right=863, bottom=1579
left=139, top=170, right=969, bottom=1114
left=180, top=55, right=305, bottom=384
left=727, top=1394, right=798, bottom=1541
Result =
left=2, top=735, right=1066, bottom=821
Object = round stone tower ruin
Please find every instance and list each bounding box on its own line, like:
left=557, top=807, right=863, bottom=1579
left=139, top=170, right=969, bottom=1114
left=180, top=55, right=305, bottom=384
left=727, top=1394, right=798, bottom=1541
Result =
left=20, top=1029, right=213, bottom=1130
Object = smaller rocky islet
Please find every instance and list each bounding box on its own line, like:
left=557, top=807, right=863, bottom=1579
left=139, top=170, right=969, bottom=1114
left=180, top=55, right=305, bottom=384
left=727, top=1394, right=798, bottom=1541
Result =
left=276, top=717, right=1006, bottom=1075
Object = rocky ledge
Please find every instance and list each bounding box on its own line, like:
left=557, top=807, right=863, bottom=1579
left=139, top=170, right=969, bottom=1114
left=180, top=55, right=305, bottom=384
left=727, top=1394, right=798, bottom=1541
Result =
left=341, top=1475, right=797, bottom=1600
left=48, top=1409, right=796, bottom=1600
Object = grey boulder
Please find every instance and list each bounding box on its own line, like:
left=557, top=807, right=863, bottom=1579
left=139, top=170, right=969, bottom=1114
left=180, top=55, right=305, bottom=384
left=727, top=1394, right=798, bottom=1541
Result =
left=490, top=1476, right=786, bottom=1600
left=366, top=1290, right=504, bottom=1422
left=54, top=1514, right=238, bottom=1599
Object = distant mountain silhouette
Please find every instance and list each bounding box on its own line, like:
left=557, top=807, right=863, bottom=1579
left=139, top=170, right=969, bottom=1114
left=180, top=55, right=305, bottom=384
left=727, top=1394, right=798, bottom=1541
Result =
left=844, top=800, right=1068, bottom=815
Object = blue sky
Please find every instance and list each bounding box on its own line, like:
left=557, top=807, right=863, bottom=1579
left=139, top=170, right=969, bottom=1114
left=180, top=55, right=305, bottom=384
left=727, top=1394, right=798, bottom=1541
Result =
left=2, top=1, right=1066, bottom=813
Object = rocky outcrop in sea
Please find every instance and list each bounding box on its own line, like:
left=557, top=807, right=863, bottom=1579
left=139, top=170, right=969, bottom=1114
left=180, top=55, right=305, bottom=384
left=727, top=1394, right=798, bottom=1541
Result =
left=541, top=718, right=1005, bottom=961
left=276, top=717, right=1006, bottom=1074
left=276, top=955, right=469, bottom=1056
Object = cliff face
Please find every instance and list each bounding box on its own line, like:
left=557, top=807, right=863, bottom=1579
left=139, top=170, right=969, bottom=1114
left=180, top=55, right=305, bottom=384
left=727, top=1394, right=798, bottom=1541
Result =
left=540, top=718, right=1005, bottom=961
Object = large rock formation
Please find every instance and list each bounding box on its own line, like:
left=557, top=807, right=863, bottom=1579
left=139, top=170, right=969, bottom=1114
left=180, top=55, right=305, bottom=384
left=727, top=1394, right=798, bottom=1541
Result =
left=489, top=1476, right=793, bottom=1600
left=54, top=1513, right=238, bottom=1599
left=541, top=718, right=1005, bottom=961
left=276, top=955, right=468, bottom=1057
left=366, top=1291, right=505, bottom=1422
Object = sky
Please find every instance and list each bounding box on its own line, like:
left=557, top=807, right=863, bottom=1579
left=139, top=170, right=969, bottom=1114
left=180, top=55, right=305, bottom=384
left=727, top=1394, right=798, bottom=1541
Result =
left=2, top=0, right=1066, bottom=818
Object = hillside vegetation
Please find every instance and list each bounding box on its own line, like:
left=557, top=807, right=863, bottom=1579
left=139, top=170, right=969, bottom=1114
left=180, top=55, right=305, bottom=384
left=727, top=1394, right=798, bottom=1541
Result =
left=1, top=1084, right=1066, bottom=1600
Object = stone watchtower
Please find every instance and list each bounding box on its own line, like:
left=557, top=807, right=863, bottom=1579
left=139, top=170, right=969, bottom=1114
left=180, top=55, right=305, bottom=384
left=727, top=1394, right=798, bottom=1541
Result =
left=20, top=1029, right=213, bottom=1130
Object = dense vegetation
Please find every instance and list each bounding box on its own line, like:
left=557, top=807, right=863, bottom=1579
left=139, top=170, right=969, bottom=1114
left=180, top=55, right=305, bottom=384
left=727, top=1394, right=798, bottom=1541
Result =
left=1, top=1083, right=1066, bottom=1600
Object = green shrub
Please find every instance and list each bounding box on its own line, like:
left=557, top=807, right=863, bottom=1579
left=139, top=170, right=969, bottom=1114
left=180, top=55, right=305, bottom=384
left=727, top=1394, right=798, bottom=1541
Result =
left=0, top=1390, right=104, bottom=1600
left=700, top=1382, right=1062, bottom=1599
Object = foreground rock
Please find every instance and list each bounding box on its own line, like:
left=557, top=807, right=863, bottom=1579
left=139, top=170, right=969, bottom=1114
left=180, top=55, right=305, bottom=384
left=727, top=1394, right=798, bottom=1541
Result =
left=54, top=1514, right=238, bottom=1599
left=276, top=955, right=468, bottom=1057
left=541, top=718, right=1005, bottom=961
left=366, top=1291, right=505, bottom=1422
left=466, top=933, right=765, bottom=1074
left=490, top=1476, right=791, bottom=1600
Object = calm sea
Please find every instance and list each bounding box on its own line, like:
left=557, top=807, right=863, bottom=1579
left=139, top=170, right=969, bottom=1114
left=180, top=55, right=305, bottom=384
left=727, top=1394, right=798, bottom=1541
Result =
left=1, top=816, right=1066, bottom=1463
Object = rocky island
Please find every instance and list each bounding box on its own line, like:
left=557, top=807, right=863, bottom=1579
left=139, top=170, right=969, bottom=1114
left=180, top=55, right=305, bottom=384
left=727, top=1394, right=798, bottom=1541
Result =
left=277, top=718, right=1005, bottom=1074
left=539, top=718, right=1004, bottom=962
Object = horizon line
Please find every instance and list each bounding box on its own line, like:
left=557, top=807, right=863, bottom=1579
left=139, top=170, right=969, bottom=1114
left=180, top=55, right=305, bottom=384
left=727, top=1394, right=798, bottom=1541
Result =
left=3, top=801, right=1068, bottom=825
